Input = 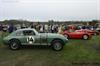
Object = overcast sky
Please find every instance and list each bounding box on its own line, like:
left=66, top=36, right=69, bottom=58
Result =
left=0, top=0, right=100, bottom=21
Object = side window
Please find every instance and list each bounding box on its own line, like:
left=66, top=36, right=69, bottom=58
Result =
left=23, top=30, right=35, bottom=36
left=16, top=31, right=23, bottom=36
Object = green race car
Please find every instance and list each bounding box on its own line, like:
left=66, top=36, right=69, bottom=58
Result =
left=3, top=28, right=68, bottom=51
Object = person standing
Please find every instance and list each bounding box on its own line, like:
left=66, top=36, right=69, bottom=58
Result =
left=58, top=25, right=64, bottom=34
left=8, top=24, right=14, bottom=33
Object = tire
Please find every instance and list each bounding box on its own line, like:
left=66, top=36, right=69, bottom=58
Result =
left=9, top=39, right=21, bottom=50
left=82, top=35, right=89, bottom=40
left=52, top=40, right=63, bottom=51
left=64, top=34, right=69, bottom=39
left=94, top=33, right=97, bottom=36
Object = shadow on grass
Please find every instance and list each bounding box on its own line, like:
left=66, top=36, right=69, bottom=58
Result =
left=21, top=45, right=51, bottom=50
left=0, top=45, right=54, bottom=51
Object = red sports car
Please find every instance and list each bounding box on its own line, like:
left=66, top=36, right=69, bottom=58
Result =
left=75, top=29, right=99, bottom=35
left=62, top=30, right=92, bottom=40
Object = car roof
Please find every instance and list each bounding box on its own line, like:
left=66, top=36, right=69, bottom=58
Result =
left=16, top=28, right=35, bottom=31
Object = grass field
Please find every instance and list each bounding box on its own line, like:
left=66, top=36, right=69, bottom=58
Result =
left=0, top=32, right=100, bottom=66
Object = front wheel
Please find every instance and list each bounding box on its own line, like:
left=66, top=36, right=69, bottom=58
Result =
left=52, top=40, right=63, bottom=51
left=83, top=35, right=89, bottom=40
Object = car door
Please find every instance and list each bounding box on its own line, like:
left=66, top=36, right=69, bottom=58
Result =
left=21, top=30, right=41, bottom=45
left=40, top=33, right=48, bottom=45
left=69, top=32, right=81, bottom=38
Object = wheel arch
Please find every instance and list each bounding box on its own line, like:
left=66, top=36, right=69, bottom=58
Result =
left=8, top=38, right=21, bottom=45
left=51, top=38, right=64, bottom=45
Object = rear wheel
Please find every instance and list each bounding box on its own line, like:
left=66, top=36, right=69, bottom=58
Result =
left=83, top=35, right=89, bottom=40
left=64, top=34, right=69, bottom=39
left=94, top=33, right=97, bottom=36
left=52, top=40, right=63, bottom=51
left=9, top=39, right=21, bottom=50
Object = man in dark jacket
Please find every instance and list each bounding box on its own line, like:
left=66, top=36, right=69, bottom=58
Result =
left=8, top=24, right=14, bottom=33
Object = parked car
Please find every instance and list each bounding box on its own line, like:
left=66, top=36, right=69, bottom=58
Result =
left=62, top=30, right=92, bottom=40
left=3, top=28, right=68, bottom=51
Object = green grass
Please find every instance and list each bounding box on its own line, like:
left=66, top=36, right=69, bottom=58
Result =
left=0, top=33, right=100, bottom=66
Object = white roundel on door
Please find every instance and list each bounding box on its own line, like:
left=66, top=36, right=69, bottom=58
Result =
left=27, top=36, right=35, bottom=44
